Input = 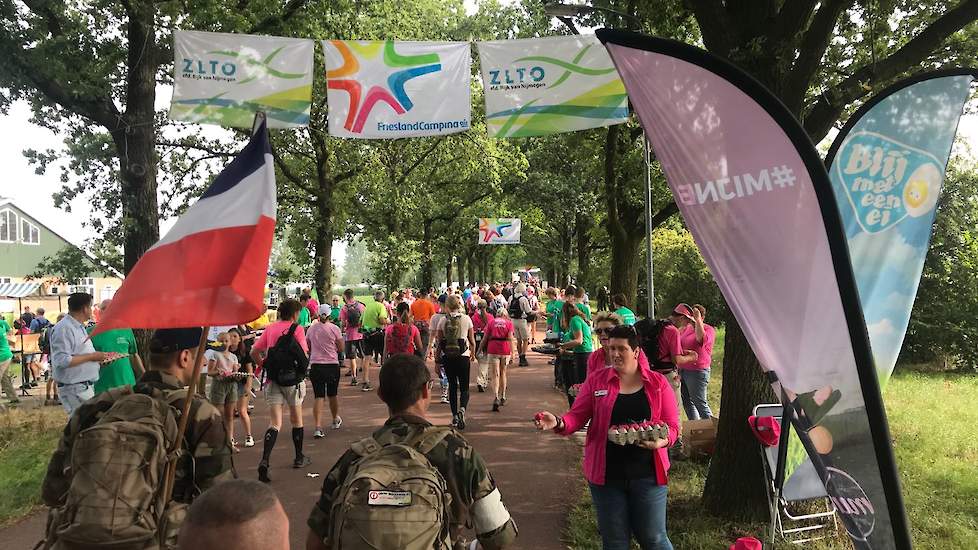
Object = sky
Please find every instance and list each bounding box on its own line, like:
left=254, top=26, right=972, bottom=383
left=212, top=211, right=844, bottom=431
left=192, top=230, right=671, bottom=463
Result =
left=1, top=3, right=976, bottom=265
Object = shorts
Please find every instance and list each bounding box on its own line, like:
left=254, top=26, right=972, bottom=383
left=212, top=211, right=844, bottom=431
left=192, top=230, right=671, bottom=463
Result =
left=310, top=363, right=340, bottom=398
left=264, top=380, right=306, bottom=407
left=209, top=378, right=238, bottom=405
left=526, top=313, right=538, bottom=323
left=364, top=330, right=385, bottom=356
left=512, top=319, right=530, bottom=341
left=344, top=339, right=365, bottom=359
left=236, top=378, right=250, bottom=398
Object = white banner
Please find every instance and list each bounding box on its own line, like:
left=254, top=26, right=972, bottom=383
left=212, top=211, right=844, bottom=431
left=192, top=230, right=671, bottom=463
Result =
left=170, top=30, right=314, bottom=128
left=323, top=40, right=471, bottom=138
left=478, top=218, right=521, bottom=245
left=476, top=35, right=628, bottom=137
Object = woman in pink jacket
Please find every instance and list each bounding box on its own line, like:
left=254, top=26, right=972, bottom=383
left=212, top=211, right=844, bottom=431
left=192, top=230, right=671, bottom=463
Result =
left=535, top=325, right=679, bottom=550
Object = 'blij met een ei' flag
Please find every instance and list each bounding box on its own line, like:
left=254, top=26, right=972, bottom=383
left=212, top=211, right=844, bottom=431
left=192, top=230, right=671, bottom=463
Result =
left=596, top=29, right=911, bottom=549
left=827, top=69, right=977, bottom=387
left=92, top=119, right=276, bottom=336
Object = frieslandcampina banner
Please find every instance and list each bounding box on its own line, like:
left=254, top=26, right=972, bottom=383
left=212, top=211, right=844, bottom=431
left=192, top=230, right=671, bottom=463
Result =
left=597, top=29, right=912, bottom=549
left=476, top=35, right=629, bottom=138
left=478, top=218, right=521, bottom=245
left=323, top=40, right=471, bottom=139
left=170, top=30, right=314, bottom=128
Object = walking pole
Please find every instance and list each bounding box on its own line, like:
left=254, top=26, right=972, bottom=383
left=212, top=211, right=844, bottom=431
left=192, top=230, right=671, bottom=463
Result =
left=643, top=133, right=656, bottom=318
left=161, top=326, right=210, bottom=505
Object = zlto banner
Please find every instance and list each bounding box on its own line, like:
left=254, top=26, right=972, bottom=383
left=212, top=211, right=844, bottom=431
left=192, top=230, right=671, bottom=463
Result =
left=827, top=71, right=976, bottom=387
left=478, top=218, right=521, bottom=245
left=476, top=35, right=629, bottom=137
left=597, top=29, right=911, bottom=549
left=170, top=31, right=314, bottom=128
left=323, top=40, right=471, bottom=139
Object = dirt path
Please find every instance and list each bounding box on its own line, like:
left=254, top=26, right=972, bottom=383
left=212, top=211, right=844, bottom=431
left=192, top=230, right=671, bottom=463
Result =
left=2, top=348, right=582, bottom=549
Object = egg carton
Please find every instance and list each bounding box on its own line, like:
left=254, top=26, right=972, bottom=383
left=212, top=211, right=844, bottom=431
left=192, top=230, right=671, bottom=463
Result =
left=608, top=421, right=669, bottom=446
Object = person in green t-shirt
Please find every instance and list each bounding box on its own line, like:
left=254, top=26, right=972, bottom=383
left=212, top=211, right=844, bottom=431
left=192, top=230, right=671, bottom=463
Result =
left=298, top=293, right=312, bottom=328
left=329, top=295, right=342, bottom=323
left=558, top=301, right=593, bottom=407
left=89, top=324, right=144, bottom=395
left=358, top=290, right=390, bottom=392
left=611, top=293, right=637, bottom=326
left=544, top=287, right=563, bottom=336
left=0, top=317, right=18, bottom=402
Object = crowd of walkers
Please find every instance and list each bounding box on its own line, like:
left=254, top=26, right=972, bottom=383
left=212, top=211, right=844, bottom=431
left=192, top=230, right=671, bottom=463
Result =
left=18, top=279, right=717, bottom=550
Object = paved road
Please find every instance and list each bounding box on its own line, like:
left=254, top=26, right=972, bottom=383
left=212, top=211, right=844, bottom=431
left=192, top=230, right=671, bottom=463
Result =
left=2, top=349, right=582, bottom=549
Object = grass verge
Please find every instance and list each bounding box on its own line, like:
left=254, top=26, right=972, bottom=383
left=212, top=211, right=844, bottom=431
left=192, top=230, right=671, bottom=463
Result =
left=0, top=406, right=63, bottom=525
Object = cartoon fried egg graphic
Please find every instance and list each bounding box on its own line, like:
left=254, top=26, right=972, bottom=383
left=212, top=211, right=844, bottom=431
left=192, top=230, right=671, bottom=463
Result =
left=903, top=162, right=942, bottom=217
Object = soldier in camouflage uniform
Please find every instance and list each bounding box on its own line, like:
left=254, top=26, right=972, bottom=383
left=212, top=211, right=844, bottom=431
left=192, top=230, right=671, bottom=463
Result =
left=306, top=353, right=518, bottom=550
left=42, top=327, right=235, bottom=548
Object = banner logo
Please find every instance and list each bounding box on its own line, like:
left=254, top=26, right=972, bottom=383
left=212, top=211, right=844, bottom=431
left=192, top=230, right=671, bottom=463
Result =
left=836, top=132, right=943, bottom=233
left=478, top=218, right=521, bottom=245
left=826, top=467, right=877, bottom=541
left=675, top=165, right=797, bottom=206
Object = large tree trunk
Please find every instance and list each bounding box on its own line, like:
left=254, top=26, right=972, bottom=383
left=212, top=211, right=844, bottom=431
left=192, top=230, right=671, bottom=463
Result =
left=420, top=220, right=434, bottom=291
left=559, top=228, right=572, bottom=286
left=702, top=316, right=775, bottom=520
left=117, top=2, right=160, bottom=274
left=312, top=226, right=333, bottom=302
left=576, top=210, right=591, bottom=290
left=609, top=231, right=642, bottom=314
left=466, top=250, right=477, bottom=288
left=457, top=253, right=466, bottom=288
left=445, top=256, right=453, bottom=288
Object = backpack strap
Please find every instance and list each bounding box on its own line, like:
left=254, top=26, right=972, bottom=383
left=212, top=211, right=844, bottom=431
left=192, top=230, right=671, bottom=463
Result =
left=350, top=436, right=383, bottom=457
left=408, top=426, right=453, bottom=455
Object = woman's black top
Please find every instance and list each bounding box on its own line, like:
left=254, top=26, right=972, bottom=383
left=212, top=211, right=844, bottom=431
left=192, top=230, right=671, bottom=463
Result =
left=605, top=388, right=656, bottom=481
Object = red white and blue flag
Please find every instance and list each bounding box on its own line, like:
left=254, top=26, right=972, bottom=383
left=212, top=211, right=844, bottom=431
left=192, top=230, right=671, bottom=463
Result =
left=92, top=119, right=276, bottom=335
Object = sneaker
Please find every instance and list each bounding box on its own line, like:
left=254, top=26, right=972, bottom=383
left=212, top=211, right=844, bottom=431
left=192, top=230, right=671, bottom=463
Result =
left=477, top=384, right=485, bottom=392
left=332, top=416, right=343, bottom=430
left=248, top=403, right=255, bottom=410
left=492, top=398, right=500, bottom=412
left=230, top=437, right=237, bottom=445
left=457, top=409, right=466, bottom=430
left=519, top=356, right=529, bottom=367
left=314, top=428, right=325, bottom=439
left=244, top=435, right=255, bottom=447
left=500, top=396, right=507, bottom=406
left=350, top=377, right=358, bottom=386
left=361, top=383, right=373, bottom=392
left=258, top=460, right=271, bottom=483
left=451, top=414, right=459, bottom=428
left=293, top=455, right=312, bottom=469
left=440, top=395, right=450, bottom=404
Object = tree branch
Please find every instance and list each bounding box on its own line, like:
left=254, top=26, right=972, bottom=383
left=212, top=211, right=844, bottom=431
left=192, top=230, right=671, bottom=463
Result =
left=803, top=0, right=978, bottom=142
left=156, top=139, right=235, bottom=157
left=782, top=0, right=853, bottom=114
left=684, top=0, right=732, bottom=55
left=651, top=201, right=680, bottom=228
left=395, top=137, right=445, bottom=186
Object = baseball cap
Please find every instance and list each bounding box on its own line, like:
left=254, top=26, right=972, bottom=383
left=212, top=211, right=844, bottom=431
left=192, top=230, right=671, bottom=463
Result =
left=672, top=303, right=694, bottom=321
left=149, top=328, right=204, bottom=353
left=729, top=537, right=762, bottom=550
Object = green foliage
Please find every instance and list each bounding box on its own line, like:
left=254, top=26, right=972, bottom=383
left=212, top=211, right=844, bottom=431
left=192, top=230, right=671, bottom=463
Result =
left=901, top=161, right=978, bottom=370
left=25, top=241, right=121, bottom=284
left=651, top=225, right=725, bottom=321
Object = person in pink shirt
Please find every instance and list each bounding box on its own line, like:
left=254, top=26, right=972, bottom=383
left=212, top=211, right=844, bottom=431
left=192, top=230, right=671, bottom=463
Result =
left=383, top=302, right=422, bottom=359
left=304, top=290, right=319, bottom=323
left=678, top=304, right=715, bottom=420
left=479, top=308, right=516, bottom=412
left=535, top=325, right=680, bottom=549
left=250, top=299, right=310, bottom=482
left=307, top=312, right=346, bottom=439
left=470, top=300, right=494, bottom=393
left=338, top=289, right=366, bottom=385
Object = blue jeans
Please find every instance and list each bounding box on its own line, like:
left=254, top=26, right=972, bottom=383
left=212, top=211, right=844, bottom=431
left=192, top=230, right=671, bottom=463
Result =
left=680, top=368, right=712, bottom=420
left=589, top=478, right=673, bottom=550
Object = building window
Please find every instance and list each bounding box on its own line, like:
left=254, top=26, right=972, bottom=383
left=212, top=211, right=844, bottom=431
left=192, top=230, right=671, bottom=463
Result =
left=48, top=286, right=60, bottom=295
left=20, top=218, right=39, bottom=245
left=70, top=277, right=95, bottom=296
left=0, top=210, right=16, bottom=242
